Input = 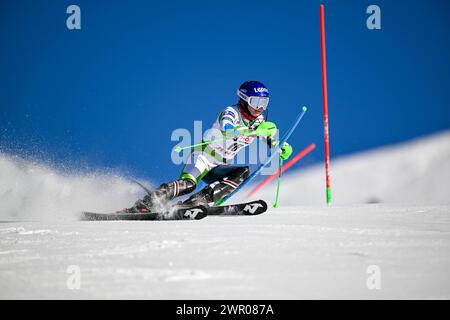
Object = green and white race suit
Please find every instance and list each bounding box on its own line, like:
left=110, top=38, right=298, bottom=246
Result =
left=180, top=105, right=267, bottom=184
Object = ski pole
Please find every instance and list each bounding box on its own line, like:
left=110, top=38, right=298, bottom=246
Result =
left=173, top=137, right=228, bottom=153
left=216, top=106, right=308, bottom=205
left=273, top=157, right=283, bottom=208
left=173, top=127, right=254, bottom=153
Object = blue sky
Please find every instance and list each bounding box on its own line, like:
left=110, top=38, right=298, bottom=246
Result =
left=1, top=0, right=449, bottom=183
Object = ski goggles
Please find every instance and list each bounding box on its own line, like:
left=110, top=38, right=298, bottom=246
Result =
left=248, top=96, right=269, bottom=110
left=237, top=90, right=270, bottom=111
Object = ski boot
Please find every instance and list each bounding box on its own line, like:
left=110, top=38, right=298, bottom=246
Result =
left=181, top=185, right=214, bottom=207
left=119, top=179, right=196, bottom=213
left=182, top=166, right=249, bottom=207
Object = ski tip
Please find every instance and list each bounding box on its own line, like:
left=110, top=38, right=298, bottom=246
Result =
left=302, top=106, right=308, bottom=112
left=174, top=146, right=182, bottom=153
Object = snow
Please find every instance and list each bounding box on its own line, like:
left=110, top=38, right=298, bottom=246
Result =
left=0, top=155, right=146, bottom=220
left=0, top=131, right=449, bottom=299
left=0, top=205, right=449, bottom=299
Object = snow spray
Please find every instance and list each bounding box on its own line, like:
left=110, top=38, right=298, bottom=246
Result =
left=0, top=154, right=146, bottom=220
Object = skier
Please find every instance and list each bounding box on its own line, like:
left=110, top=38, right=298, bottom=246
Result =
left=121, top=80, right=293, bottom=213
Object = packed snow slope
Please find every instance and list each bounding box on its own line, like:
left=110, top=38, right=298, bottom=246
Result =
left=0, top=205, right=449, bottom=299
left=253, top=130, right=450, bottom=206
left=0, top=131, right=449, bottom=299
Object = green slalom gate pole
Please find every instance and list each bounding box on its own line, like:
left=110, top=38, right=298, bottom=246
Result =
left=273, top=157, right=284, bottom=208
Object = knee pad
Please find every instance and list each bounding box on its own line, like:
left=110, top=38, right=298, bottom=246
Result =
left=229, top=166, right=249, bottom=182
left=241, top=166, right=250, bottom=180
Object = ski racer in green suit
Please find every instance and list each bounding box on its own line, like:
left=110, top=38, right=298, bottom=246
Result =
left=121, top=81, right=293, bottom=213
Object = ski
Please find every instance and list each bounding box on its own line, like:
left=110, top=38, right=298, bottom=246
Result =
left=81, top=200, right=267, bottom=220
left=207, top=199, right=267, bottom=216
left=80, top=204, right=208, bottom=221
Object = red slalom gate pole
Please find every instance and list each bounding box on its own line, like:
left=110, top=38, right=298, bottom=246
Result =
left=320, top=4, right=332, bottom=206
left=246, top=143, right=316, bottom=198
